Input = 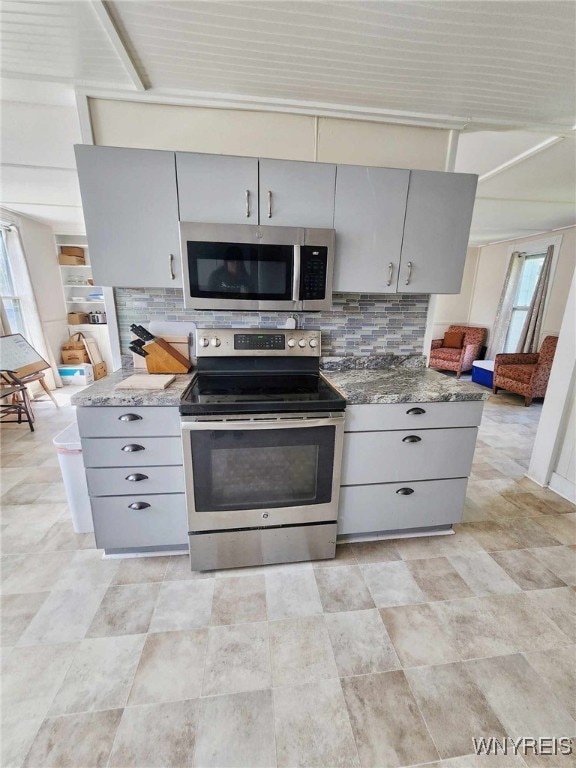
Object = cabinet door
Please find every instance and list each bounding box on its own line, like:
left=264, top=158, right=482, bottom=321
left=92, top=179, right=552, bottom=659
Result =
left=176, top=153, right=258, bottom=224
left=333, top=165, right=409, bottom=293
left=258, top=159, right=336, bottom=228
left=399, top=170, right=478, bottom=294
left=338, top=478, right=468, bottom=536
left=75, top=146, right=181, bottom=288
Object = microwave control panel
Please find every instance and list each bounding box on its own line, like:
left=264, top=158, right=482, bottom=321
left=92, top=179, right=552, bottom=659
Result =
left=300, top=246, right=327, bottom=301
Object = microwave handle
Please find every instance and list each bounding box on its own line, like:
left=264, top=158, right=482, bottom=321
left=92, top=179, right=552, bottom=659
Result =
left=292, top=245, right=301, bottom=302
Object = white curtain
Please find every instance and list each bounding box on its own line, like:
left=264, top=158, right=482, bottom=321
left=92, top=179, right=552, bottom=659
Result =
left=517, top=244, right=554, bottom=353
left=3, top=224, right=62, bottom=388
left=485, top=251, right=525, bottom=360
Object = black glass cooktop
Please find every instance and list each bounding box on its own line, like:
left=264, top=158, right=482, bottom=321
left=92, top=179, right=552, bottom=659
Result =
left=180, top=373, right=346, bottom=415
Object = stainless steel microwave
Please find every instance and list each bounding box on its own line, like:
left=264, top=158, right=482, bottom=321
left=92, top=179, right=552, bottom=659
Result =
left=179, top=222, right=335, bottom=311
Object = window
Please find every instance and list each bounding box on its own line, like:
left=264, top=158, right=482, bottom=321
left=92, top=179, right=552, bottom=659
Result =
left=504, top=253, right=545, bottom=352
left=0, top=229, right=27, bottom=336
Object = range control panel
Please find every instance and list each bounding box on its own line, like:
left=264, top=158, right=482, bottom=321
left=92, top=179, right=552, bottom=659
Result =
left=196, top=328, right=321, bottom=357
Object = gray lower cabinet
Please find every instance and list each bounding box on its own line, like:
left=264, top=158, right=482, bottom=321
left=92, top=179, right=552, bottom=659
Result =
left=342, top=427, right=478, bottom=485
left=78, top=405, right=187, bottom=554
left=91, top=495, right=188, bottom=551
left=338, top=401, right=482, bottom=538
left=339, top=479, right=468, bottom=536
left=75, top=145, right=181, bottom=288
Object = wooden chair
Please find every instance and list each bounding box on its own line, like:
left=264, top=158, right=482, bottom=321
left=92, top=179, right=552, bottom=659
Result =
left=0, top=372, right=35, bottom=431
left=14, top=369, right=58, bottom=407
left=0, top=334, right=58, bottom=410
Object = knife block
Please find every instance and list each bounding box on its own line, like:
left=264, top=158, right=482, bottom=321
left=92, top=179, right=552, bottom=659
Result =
left=144, top=338, right=191, bottom=374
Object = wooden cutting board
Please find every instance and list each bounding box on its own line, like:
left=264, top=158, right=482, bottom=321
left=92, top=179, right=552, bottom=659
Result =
left=115, top=374, right=176, bottom=390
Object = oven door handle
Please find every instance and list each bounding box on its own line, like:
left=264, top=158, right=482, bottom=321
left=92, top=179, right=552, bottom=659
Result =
left=181, top=414, right=345, bottom=432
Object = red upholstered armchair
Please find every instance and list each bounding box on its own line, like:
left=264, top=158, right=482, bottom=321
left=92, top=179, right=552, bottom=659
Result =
left=429, top=325, right=487, bottom=379
left=493, top=335, right=558, bottom=407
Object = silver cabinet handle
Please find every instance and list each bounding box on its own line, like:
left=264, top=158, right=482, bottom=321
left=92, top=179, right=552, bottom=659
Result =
left=121, top=444, right=145, bottom=452
left=396, top=487, right=414, bottom=496
left=405, top=261, right=412, bottom=285
left=125, top=473, right=148, bottom=482
left=128, top=501, right=150, bottom=510
left=406, top=407, right=426, bottom=415
left=245, top=189, right=251, bottom=218
left=386, top=262, right=393, bottom=287
left=402, top=435, right=422, bottom=443
left=267, top=190, right=272, bottom=218
left=119, top=413, right=142, bottom=422
left=169, top=253, right=175, bottom=280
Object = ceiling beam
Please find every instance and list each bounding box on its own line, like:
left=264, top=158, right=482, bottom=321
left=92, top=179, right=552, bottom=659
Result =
left=478, top=137, right=565, bottom=184
left=90, top=1, right=147, bottom=92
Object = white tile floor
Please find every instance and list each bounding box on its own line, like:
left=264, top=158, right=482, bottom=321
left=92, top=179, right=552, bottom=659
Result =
left=1, top=390, right=575, bottom=767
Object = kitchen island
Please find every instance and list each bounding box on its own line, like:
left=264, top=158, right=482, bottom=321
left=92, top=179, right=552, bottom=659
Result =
left=72, top=360, right=489, bottom=553
left=319, top=358, right=489, bottom=540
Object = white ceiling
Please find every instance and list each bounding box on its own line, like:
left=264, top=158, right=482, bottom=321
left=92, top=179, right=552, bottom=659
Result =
left=0, top=0, right=574, bottom=243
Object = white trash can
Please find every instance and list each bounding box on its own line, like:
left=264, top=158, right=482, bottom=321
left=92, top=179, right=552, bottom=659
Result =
left=53, top=422, right=94, bottom=533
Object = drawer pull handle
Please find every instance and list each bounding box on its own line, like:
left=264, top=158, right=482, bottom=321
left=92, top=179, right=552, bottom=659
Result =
left=119, top=413, right=142, bottom=422
left=402, top=435, right=421, bottom=443
left=121, top=444, right=145, bottom=452
left=128, top=502, right=151, bottom=510
left=125, top=473, right=148, bottom=482
left=396, top=487, right=414, bottom=496
left=406, top=407, right=426, bottom=415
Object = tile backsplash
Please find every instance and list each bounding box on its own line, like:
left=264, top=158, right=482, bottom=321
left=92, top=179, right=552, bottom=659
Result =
left=114, top=288, right=429, bottom=357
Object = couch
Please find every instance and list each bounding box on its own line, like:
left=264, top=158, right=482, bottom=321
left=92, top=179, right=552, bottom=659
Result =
left=493, top=335, right=558, bottom=406
left=429, top=325, right=488, bottom=379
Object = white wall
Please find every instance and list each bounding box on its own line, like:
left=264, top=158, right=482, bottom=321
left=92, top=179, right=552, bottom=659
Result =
left=528, top=269, right=575, bottom=501
left=468, top=227, right=575, bottom=346
left=0, top=206, right=68, bottom=366
left=430, top=246, right=480, bottom=341
left=88, top=98, right=450, bottom=170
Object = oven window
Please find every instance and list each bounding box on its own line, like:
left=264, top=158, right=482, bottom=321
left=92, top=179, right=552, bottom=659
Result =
left=190, top=425, right=335, bottom=512
left=187, top=242, right=293, bottom=300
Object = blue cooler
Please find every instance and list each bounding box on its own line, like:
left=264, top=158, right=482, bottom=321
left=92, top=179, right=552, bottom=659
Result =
left=472, top=359, right=494, bottom=388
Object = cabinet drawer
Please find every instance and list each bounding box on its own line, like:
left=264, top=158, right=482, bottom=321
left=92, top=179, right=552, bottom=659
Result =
left=338, top=478, right=468, bottom=536
left=345, top=401, right=483, bottom=432
left=87, top=466, right=185, bottom=497
left=342, top=427, right=477, bottom=485
left=92, top=494, right=188, bottom=550
left=82, top=437, right=183, bottom=468
left=77, top=406, right=181, bottom=437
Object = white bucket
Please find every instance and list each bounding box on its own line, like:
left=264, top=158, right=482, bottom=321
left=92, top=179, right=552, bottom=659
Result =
left=53, top=422, right=94, bottom=534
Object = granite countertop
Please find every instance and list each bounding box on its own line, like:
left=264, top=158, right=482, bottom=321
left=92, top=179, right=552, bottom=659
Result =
left=71, top=359, right=489, bottom=407
left=322, top=366, right=489, bottom=404
left=70, top=369, right=193, bottom=407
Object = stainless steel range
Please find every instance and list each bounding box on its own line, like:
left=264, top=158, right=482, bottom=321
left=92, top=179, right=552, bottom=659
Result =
left=180, top=328, right=346, bottom=571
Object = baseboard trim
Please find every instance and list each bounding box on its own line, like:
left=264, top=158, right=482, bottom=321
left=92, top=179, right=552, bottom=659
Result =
left=548, top=472, right=576, bottom=504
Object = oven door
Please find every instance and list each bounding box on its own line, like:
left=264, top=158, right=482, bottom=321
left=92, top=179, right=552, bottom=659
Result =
left=181, top=412, right=345, bottom=532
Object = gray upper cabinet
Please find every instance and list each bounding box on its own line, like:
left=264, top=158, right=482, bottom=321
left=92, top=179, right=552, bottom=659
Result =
left=176, top=153, right=259, bottom=224
left=258, top=159, right=336, bottom=228
left=75, top=145, right=181, bottom=288
left=399, top=170, right=478, bottom=294
left=333, top=165, right=410, bottom=293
